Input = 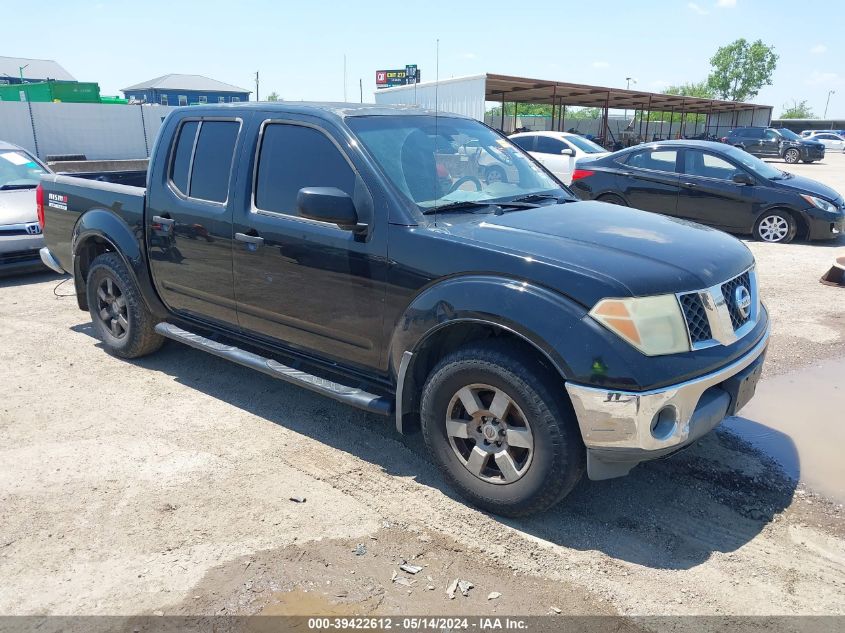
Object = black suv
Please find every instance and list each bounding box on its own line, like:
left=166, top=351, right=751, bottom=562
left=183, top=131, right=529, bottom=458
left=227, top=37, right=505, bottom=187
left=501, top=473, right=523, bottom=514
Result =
left=724, top=127, right=824, bottom=164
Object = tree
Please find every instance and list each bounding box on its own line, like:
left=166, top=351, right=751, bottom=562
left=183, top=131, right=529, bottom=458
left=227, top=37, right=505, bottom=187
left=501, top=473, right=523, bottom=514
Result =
left=780, top=100, right=815, bottom=119
left=664, top=81, right=715, bottom=99
left=707, top=38, right=778, bottom=102
left=266, top=92, right=280, bottom=102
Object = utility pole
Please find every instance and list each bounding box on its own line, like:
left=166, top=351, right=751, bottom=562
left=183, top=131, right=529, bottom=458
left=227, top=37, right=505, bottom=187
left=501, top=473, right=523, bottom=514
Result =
left=824, top=90, right=835, bottom=119
left=624, top=77, right=636, bottom=123
left=359, top=78, right=363, bottom=103
left=254, top=71, right=259, bottom=101
left=19, top=64, right=29, bottom=82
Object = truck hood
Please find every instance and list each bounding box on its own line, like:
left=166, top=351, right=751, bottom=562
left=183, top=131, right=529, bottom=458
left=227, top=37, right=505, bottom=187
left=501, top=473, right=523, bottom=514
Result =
left=0, top=189, right=38, bottom=226
left=436, top=200, right=754, bottom=306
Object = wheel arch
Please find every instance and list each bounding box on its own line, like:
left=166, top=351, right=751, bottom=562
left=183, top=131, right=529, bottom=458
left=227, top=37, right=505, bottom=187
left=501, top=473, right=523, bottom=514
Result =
left=755, top=205, right=809, bottom=241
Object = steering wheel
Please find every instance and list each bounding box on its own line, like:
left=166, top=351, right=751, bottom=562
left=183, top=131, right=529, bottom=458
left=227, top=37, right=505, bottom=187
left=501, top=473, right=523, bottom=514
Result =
left=448, top=176, right=483, bottom=194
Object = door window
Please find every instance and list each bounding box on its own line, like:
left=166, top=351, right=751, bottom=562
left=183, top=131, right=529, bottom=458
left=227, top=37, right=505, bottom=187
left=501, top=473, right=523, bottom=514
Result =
left=168, top=119, right=240, bottom=203
left=254, top=123, right=356, bottom=217
left=764, top=130, right=779, bottom=141
left=535, top=136, right=569, bottom=155
left=683, top=151, right=741, bottom=180
left=510, top=135, right=535, bottom=151
left=627, top=149, right=679, bottom=173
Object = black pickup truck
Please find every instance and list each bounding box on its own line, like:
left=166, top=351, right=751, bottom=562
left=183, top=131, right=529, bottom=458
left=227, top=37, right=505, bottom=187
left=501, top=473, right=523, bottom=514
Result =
left=38, top=103, right=769, bottom=516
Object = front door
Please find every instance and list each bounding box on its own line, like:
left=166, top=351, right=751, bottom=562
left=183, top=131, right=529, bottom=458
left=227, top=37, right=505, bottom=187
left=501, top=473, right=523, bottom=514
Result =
left=759, top=129, right=781, bottom=156
left=146, top=117, right=243, bottom=328
left=620, top=147, right=681, bottom=215
left=232, top=119, right=387, bottom=370
left=676, top=149, right=755, bottom=230
left=531, top=136, right=575, bottom=183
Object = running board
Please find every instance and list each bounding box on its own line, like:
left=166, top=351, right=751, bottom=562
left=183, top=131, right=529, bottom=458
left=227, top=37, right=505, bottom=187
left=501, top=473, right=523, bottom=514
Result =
left=155, top=323, right=393, bottom=416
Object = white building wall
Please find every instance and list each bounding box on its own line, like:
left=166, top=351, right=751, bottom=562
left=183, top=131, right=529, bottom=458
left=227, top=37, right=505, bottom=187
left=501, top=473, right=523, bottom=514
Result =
left=374, top=75, right=487, bottom=120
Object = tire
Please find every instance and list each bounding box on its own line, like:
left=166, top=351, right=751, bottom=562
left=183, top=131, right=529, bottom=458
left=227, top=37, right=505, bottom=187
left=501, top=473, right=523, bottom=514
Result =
left=783, top=148, right=800, bottom=164
left=86, top=252, right=164, bottom=358
left=754, top=210, right=797, bottom=244
left=597, top=193, right=627, bottom=206
left=420, top=340, right=584, bottom=517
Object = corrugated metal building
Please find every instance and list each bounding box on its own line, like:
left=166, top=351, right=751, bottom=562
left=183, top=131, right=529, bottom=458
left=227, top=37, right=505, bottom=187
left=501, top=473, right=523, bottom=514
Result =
left=0, top=56, right=75, bottom=85
left=122, top=74, right=251, bottom=106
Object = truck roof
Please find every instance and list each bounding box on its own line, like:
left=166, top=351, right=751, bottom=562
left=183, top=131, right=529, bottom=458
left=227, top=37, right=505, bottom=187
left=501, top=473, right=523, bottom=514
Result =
left=167, top=101, right=467, bottom=122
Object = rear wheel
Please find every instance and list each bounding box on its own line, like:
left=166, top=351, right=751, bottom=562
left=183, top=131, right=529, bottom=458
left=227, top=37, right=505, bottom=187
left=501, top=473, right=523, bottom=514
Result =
left=420, top=341, right=584, bottom=517
left=597, top=193, right=627, bottom=206
left=784, top=148, right=800, bottom=164
left=86, top=252, right=164, bottom=358
left=754, top=211, right=796, bottom=244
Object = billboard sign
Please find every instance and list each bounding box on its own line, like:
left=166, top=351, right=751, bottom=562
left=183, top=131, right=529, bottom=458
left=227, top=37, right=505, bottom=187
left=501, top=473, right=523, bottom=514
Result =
left=376, top=65, right=421, bottom=89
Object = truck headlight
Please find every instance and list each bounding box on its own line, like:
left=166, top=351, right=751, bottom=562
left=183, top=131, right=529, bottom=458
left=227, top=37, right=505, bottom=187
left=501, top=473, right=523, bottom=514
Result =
left=800, top=194, right=838, bottom=214
left=590, top=295, right=689, bottom=356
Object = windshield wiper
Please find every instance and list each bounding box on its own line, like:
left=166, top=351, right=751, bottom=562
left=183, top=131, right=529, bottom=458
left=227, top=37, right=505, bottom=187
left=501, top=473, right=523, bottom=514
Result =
left=509, top=193, right=573, bottom=204
left=421, top=200, right=540, bottom=215
left=0, top=184, right=37, bottom=191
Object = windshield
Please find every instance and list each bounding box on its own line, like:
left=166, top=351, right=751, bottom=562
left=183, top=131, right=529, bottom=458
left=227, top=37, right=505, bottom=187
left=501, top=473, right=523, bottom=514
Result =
left=720, top=144, right=785, bottom=179
left=347, top=115, right=567, bottom=210
left=777, top=128, right=802, bottom=141
left=0, top=149, right=46, bottom=190
left=564, top=134, right=606, bottom=154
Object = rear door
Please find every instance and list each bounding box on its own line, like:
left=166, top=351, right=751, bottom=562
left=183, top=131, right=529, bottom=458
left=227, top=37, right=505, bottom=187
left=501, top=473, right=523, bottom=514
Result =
left=618, top=147, right=681, bottom=215
left=676, top=149, right=755, bottom=230
left=146, top=116, right=243, bottom=327
left=532, top=136, right=575, bottom=183
left=231, top=117, right=388, bottom=370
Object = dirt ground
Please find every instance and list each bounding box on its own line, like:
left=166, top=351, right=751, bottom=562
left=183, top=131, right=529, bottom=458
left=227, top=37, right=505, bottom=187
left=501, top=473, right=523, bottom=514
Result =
left=1, top=154, right=844, bottom=621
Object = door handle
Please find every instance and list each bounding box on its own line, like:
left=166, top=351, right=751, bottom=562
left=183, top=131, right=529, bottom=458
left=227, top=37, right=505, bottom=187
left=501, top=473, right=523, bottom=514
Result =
left=152, top=215, right=174, bottom=226
left=235, top=232, right=264, bottom=247
left=682, top=182, right=697, bottom=188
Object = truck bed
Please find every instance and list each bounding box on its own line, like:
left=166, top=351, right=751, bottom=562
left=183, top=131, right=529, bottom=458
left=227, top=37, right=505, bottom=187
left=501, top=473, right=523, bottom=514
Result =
left=41, top=173, right=147, bottom=274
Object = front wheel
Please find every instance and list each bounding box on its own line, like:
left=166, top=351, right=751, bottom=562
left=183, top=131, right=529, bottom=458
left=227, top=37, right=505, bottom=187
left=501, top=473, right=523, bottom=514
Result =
left=86, top=252, right=164, bottom=358
left=754, top=211, right=796, bottom=244
left=783, top=148, right=800, bottom=164
left=420, top=341, right=584, bottom=517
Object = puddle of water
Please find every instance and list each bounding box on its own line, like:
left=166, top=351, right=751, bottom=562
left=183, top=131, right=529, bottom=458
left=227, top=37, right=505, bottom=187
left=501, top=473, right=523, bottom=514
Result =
left=723, top=356, right=845, bottom=503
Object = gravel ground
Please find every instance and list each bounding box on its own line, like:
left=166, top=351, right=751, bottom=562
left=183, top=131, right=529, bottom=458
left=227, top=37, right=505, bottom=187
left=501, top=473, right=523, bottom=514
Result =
left=1, top=153, right=844, bottom=620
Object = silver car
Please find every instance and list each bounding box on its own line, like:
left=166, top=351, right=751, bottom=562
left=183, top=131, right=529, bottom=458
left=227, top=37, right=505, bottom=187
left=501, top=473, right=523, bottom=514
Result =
left=0, top=141, right=51, bottom=274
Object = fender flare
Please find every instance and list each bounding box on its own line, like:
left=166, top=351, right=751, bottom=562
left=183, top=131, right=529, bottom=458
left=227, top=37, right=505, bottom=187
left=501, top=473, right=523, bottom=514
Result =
left=72, top=208, right=168, bottom=318
left=389, top=275, right=607, bottom=434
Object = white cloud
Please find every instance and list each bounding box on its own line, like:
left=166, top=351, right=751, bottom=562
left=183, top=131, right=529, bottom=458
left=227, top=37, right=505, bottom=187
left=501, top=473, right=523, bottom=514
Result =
left=688, top=2, right=709, bottom=15
left=716, top=0, right=737, bottom=7
left=810, top=44, right=827, bottom=54
left=592, top=61, right=610, bottom=68
left=805, top=70, right=842, bottom=86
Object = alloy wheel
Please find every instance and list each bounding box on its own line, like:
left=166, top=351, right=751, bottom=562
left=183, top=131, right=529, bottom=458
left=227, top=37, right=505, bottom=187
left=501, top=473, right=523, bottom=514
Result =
left=445, top=383, right=534, bottom=484
left=96, top=276, right=129, bottom=339
left=758, top=215, right=790, bottom=242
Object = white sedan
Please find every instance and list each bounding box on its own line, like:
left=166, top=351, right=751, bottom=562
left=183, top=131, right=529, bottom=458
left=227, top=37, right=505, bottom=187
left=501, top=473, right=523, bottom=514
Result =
left=509, top=131, right=609, bottom=184
left=805, top=132, right=845, bottom=152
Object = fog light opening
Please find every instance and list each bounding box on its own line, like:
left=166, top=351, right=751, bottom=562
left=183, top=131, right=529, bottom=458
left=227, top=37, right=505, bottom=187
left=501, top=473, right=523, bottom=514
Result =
left=651, top=406, right=678, bottom=440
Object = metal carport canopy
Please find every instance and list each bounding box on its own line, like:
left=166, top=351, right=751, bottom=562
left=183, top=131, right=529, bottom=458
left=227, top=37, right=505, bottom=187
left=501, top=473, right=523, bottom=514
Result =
left=485, top=73, right=767, bottom=114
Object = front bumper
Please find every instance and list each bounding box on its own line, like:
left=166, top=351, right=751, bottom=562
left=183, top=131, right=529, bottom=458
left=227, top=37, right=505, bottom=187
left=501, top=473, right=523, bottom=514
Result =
left=0, top=233, right=46, bottom=275
left=565, top=327, right=769, bottom=480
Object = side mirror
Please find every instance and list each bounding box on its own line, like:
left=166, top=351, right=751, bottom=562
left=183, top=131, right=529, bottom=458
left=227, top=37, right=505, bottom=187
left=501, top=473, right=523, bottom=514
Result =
left=296, top=187, right=362, bottom=231
left=561, top=148, right=575, bottom=157
left=732, top=173, right=754, bottom=185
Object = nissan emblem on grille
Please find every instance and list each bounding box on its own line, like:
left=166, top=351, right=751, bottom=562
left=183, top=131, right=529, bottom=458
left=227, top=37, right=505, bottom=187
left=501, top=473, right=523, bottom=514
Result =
left=734, top=285, right=751, bottom=319
left=25, top=223, right=42, bottom=235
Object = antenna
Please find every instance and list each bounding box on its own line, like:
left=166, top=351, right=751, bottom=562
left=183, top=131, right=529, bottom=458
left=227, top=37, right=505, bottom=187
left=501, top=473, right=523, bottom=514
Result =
left=433, top=38, right=440, bottom=226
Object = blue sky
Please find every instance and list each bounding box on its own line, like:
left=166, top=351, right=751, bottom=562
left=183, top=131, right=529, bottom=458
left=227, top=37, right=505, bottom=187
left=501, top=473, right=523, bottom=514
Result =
left=5, top=0, right=844, bottom=117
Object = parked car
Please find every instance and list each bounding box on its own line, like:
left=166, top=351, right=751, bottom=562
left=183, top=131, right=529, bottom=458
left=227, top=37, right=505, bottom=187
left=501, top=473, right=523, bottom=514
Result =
left=570, top=140, right=844, bottom=243
left=0, top=141, right=52, bottom=274
left=509, top=131, right=609, bottom=184
left=40, top=104, right=769, bottom=517
left=724, top=127, right=824, bottom=164
left=800, top=129, right=845, bottom=137
left=803, top=132, right=845, bottom=152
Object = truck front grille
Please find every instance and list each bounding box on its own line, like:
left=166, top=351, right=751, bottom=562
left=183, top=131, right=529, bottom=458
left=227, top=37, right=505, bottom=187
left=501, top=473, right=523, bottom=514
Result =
left=679, top=293, right=712, bottom=344
left=721, top=271, right=752, bottom=330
